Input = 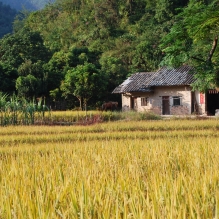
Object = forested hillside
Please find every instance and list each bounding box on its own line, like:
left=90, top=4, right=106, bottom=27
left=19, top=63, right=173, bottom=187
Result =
left=0, top=2, right=17, bottom=38
left=0, top=0, right=218, bottom=110
left=0, top=0, right=54, bottom=11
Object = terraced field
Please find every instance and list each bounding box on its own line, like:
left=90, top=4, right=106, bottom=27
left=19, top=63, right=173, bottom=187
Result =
left=1, top=119, right=219, bottom=218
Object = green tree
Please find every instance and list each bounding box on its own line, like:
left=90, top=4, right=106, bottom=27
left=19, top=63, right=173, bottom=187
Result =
left=0, top=62, right=18, bottom=93
left=0, top=27, right=51, bottom=68
left=67, top=47, right=101, bottom=68
left=61, top=63, right=106, bottom=110
left=0, top=0, right=195, bottom=108
left=43, top=51, right=67, bottom=101
left=13, top=9, right=30, bottom=33
left=16, top=60, right=48, bottom=98
left=26, top=3, right=78, bottom=51
left=16, top=74, right=39, bottom=99
left=160, top=0, right=219, bottom=91
left=100, top=56, right=127, bottom=100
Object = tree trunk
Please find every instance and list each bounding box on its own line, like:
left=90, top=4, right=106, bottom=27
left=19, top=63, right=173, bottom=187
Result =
left=76, top=96, right=82, bottom=110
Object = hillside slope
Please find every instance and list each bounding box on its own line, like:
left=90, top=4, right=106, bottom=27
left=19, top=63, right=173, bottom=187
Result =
left=0, top=0, right=54, bottom=11
left=0, top=2, right=17, bottom=38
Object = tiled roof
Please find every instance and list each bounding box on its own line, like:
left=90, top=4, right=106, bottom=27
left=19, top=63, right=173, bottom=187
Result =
left=151, top=65, right=195, bottom=86
left=112, top=65, right=195, bottom=94
left=112, top=72, right=156, bottom=93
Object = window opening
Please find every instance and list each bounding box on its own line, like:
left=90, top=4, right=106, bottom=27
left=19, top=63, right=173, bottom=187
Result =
left=173, top=96, right=181, bottom=106
left=141, top=97, right=148, bottom=106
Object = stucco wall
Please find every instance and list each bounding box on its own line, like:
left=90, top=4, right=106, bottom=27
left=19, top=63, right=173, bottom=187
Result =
left=122, top=95, right=131, bottom=111
left=121, top=86, right=207, bottom=115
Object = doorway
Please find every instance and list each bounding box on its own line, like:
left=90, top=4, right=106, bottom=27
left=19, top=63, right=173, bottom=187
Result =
left=162, top=96, right=170, bottom=115
left=130, top=97, right=137, bottom=110
left=206, top=90, right=219, bottom=115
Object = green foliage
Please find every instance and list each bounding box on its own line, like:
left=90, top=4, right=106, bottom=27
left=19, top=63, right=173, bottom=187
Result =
left=13, top=9, right=31, bottom=33
left=0, top=62, right=18, bottom=94
left=24, top=0, right=182, bottom=76
left=67, top=47, right=101, bottom=68
left=16, top=74, right=39, bottom=98
left=160, top=0, right=219, bottom=91
left=99, top=56, right=127, bottom=100
left=16, top=60, right=49, bottom=98
left=1, top=0, right=214, bottom=108
left=61, top=62, right=107, bottom=110
left=0, top=27, right=51, bottom=68
left=0, top=26, right=53, bottom=99
left=0, top=93, right=50, bottom=126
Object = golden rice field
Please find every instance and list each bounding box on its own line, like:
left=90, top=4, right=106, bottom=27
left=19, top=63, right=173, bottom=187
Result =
left=1, top=119, right=219, bottom=218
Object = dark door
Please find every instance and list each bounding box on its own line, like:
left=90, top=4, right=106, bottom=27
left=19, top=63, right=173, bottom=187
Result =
left=162, top=96, right=170, bottom=115
left=207, top=90, right=219, bottom=115
left=130, top=97, right=134, bottom=109
left=134, top=98, right=137, bottom=110
left=130, top=97, right=137, bottom=110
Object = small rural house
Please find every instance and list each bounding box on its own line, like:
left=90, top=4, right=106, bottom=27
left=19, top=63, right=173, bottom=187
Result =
left=112, top=65, right=219, bottom=115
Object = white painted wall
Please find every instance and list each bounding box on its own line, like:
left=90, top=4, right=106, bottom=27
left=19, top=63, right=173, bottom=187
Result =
left=121, top=86, right=206, bottom=115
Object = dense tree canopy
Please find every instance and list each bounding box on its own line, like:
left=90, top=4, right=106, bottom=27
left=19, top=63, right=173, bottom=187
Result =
left=0, top=0, right=217, bottom=109
left=160, top=0, right=219, bottom=91
left=0, top=62, right=17, bottom=94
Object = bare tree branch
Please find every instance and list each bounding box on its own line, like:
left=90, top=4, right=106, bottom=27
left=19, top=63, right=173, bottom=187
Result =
left=191, top=56, right=205, bottom=62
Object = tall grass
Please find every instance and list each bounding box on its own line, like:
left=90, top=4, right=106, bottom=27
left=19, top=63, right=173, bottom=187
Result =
left=0, top=120, right=219, bottom=218
left=0, top=93, right=49, bottom=126
left=0, top=93, right=161, bottom=126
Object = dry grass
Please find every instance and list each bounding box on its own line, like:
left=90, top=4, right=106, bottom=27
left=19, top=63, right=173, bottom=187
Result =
left=1, top=120, right=219, bottom=218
